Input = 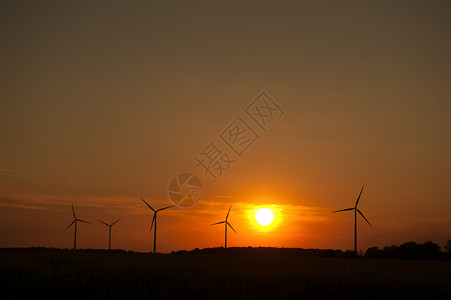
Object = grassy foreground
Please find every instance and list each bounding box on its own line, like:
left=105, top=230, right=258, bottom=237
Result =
left=0, top=248, right=450, bottom=299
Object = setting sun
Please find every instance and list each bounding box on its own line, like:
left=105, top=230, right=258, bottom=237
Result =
left=254, top=208, right=275, bottom=227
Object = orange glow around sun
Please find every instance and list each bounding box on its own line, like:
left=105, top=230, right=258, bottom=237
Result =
left=255, top=208, right=275, bottom=226
left=250, top=205, right=281, bottom=232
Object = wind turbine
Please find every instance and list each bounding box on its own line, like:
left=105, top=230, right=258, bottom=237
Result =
left=332, top=186, right=372, bottom=254
left=140, top=197, right=175, bottom=254
left=210, top=205, right=237, bottom=248
left=99, top=218, right=121, bottom=251
left=64, top=204, right=91, bottom=251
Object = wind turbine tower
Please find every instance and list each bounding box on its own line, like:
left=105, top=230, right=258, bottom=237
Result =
left=140, top=198, right=174, bottom=254
left=64, top=204, right=91, bottom=251
left=210, top=205, right=237, bottom=248
left=99, top=218, right=121, bottom=251
left=332, top=186, right=372, bottom=254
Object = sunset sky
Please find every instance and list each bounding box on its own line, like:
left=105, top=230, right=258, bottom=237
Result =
left=1, top=1, right=450, bottom=253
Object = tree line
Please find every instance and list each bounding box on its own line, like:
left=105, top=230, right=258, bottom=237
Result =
left=173, top=240, right=451, bottom=260
left=364, top=240, right=451, bottom=260
left=2, top=240, right=450, bottom=259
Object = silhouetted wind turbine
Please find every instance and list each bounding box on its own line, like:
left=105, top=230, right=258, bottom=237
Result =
left=332, top=186, right=372, bottom=254
left=210, top=205, right=237, bottom=248
left=64, top=204, right=91, bottom=251
left=140, top=197, right=174, bottom=254
left=99, top=218, right=121, bottom=251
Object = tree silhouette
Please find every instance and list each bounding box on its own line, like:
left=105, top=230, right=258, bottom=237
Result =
left=399, top=241, right=420, bottom=259
left=364, top=246, right=382, bottom=258
left=419, top=241, right=441, bottom=259
left=444, top=240, right=451, bottom=253
left=443, top=240, right=451, bottom=259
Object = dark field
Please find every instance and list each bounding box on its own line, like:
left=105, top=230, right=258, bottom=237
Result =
left=0, top=248, right=450, bottom=299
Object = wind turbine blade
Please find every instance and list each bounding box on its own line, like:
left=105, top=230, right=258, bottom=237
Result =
left=64, top=220, right=75, bottom=232
left=140, top=197, right=155, bottom=212
left=98, top=220, right=109, bottom=226
left=332, top=207, right=354, bottom=213
left=356, top=208, right=372, bottom=227
left=157, top=205, right=175, bottom=212
left=111, top=218, right=121, bottom=225
left=355, top=186, right=364, bottom=207
left=210, top=221, right=225, bottom=226
left=150, top=214, right=156, bottom=231
left=227, top=222, right=237, bottom=234
left=77, top=219, right=91, bottom=224
left=226, top=205, right=232, bottom=220
left=72, top=204, right=76, bottom=219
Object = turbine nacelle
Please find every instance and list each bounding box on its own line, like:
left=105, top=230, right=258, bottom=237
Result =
left=141, top=198, right=174, bottom=232
left=210, top=220, right=237, bottom=234
left=332, top=186, right=371, bottom=227
left=99, top=218, right=121, bottom=228
left=64, top=205, right=91, bottom=232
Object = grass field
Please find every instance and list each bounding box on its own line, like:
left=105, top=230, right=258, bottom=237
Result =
left=0, top=248, right=450, bottom=299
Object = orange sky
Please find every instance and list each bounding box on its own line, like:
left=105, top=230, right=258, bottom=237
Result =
left=1, top=1, right=450, bottom=253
